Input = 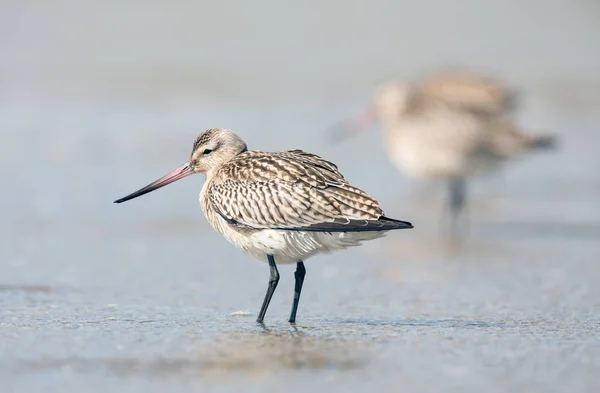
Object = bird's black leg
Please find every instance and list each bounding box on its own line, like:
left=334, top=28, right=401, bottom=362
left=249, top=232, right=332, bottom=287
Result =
left=446, top=177, right=467, bottom=231
left=288, top=261, right=306, bottom=324
left=256, top=254, right=280, bottom=323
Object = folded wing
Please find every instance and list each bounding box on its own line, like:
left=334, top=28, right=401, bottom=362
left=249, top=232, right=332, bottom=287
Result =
left=209, top=150, right=412, bottom=232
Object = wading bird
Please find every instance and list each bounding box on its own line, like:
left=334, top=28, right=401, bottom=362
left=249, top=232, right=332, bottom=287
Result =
left=115, top=128, right=413, bottom=323
left=330, top=71, right=555, bottom=229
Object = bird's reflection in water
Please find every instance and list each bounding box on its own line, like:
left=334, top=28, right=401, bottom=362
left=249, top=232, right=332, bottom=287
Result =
left=197, top=328, right=367, bottom=376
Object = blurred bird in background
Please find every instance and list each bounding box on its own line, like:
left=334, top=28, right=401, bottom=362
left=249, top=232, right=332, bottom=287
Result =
left=330, top=70, right=557, bottom=231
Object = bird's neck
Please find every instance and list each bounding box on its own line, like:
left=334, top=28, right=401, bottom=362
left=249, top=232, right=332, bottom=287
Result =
left=205, top=149, right=247, bottom=180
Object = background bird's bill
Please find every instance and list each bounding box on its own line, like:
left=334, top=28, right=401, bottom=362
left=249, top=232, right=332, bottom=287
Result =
left=114, top=163, right=195, bottom=203
left=328, top=107, right=376, bottom=144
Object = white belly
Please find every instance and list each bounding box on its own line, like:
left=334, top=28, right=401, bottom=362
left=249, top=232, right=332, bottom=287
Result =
left=383, top=118, right=506, bottom=180
left=242, top=229, right=386, bottom=264
left=211, top=214, right=386, bottom=264
left=387, top=136, right=503, bottom=179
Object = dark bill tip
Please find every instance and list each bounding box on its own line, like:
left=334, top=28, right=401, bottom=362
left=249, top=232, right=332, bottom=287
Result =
left=114, top=163, right=195, bottom=204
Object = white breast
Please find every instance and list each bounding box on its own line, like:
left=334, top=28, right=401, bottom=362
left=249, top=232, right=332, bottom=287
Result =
left=244, top=229, right=386, bottom=264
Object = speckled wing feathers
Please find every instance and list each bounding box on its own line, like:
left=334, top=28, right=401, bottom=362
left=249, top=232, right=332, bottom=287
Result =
left=208, top=150, right=411, bottom=232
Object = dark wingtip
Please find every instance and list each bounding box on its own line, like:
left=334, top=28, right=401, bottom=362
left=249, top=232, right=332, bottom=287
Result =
left=380, top=216, right=414, bottom=229
left=531, top=134, right=558, bottom=150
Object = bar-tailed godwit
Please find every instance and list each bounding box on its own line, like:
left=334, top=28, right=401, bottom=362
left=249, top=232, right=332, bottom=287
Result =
left=331, top=71, right=555, bottom=227
left=115, top=128, right=413, bottom=323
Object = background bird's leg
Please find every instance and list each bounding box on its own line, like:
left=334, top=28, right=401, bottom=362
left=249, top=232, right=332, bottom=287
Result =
left=256, top=254, right=280, bottom=323
left=449, top=177, right=466, bottom=224
left=289, top=261, right=306, bottom=323
left=441, top=177, right=468, bottom=236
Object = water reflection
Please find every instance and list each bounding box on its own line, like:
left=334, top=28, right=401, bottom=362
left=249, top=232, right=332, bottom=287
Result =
left=19, top=328, right=367, bottom=377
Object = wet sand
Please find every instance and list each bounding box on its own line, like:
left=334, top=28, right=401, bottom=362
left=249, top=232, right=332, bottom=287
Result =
left=2, top=1, right=600, bottom=392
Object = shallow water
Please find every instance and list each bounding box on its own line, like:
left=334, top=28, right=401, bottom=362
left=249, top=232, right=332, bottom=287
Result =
left=2, top=1, right=600, bottom=392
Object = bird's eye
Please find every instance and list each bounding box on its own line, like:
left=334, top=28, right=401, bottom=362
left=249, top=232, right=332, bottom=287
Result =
left=203, top=148, right=213, bottom=155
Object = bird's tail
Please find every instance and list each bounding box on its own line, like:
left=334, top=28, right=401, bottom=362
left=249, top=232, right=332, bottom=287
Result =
left=528, top=133, right=557, bottom=150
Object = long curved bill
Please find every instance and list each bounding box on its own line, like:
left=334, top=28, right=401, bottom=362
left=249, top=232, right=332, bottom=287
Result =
left=328, top=107, right=376, bottom=145
left=114, top=163, right=195, bottom=203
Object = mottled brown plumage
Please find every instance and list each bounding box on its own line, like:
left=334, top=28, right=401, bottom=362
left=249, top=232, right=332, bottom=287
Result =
left=208, top=149, right=385, bottom=230
left=115, top=128, right=412, bottom=323
left=195, top=131, right=411, bottom=243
